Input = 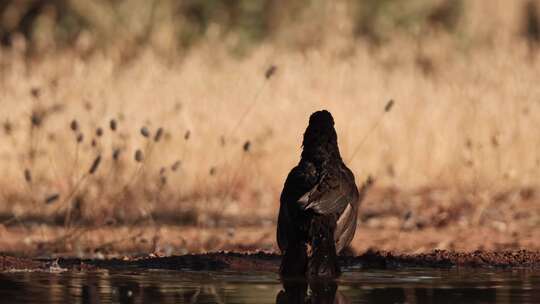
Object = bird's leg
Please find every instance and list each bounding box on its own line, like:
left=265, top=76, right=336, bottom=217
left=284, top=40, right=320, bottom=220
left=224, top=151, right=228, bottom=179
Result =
left=280, top=242, right=308, bottom=277
left=308, top=215, right=340, bottom=278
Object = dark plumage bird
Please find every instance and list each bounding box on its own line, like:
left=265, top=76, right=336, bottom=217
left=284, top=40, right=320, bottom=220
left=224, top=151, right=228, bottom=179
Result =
left=277, top=110, right=365, bottom=278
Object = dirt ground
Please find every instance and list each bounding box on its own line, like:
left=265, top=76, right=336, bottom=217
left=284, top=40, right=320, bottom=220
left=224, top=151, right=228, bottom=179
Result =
left=0, top=186, right=539, bottom=258
left=2, top=250, right=540, bottom=273
left=1, top=1, right=540, bottom=265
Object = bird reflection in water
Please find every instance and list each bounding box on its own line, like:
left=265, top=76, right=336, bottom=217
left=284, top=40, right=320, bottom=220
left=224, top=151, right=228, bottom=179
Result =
left=276, top=279, right=350, bottom=304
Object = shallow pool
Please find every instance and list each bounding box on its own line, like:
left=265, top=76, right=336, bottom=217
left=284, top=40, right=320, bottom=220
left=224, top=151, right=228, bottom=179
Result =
left=1, top=267, right=539, bottom=303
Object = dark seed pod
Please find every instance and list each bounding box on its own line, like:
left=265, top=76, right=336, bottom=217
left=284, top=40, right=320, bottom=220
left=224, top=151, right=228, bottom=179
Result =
left=84, top=101, right=92, bottom=112
left=3, top=121, right=12, bottom=135
left=88, top=155, right=102, bottom=174
left=76, top=133, right=84, bottom=143
left=171, top=160, right=181, bottom=171
left=243, top=140, right=251, bottom=152
left=30, top=87, right=41, bottom=98
left=70, top=120, right=79, bottom=132
left=112, top=148, right=121, bottom=161
left=154, top=127, right=163, bottom=142
left=96, top=127, right=103, bottom=137
left=209, top=167, right=216, bottom=176
left=91, top=138, right=97, bottom=147
left=159, top=167, right=166, bottom=175
left=109, top=119, right=117, bottom=131
left=385, top=99, right=395, bottom=112
left=491, top=135, right=499, bottom=148
left=24, top=169, right=32, bottom=183
left=403, top=210, right=412, bottom=221
left=184, top=130, right=190, bottom=140
left=30, top=111, right=43, bottom=127
left=465, top=138, right=472, bottom=149
left=140, top=127, right=150, bottom=138
left=45, top=193, right=60, bottom=204
left=265, top=65, right=277, bottom=79
left=135, top=149, right=144, bottom=162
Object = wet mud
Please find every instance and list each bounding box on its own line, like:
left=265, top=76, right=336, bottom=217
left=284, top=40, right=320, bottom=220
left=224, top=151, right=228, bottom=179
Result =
left=2, top=250, right=540, bottom=272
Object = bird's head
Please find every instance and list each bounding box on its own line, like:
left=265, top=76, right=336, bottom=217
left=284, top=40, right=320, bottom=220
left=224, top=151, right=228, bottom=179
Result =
left=301, top=110, right=340, bottom=162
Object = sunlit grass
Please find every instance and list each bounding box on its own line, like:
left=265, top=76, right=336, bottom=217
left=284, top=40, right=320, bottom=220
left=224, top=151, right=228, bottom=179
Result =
left=0, top=0, right=539, bottom=255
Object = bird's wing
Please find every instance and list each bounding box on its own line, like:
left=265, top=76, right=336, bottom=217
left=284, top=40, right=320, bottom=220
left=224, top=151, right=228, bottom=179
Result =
left=334, top=192, right=358, bottom=252
left=335, top=174, right=372, bottom=252
left=301, top=166, right=361, bottom=253
left=300, top=167, right=357, bottom=216
left=277, top=165, right=316, bottom=252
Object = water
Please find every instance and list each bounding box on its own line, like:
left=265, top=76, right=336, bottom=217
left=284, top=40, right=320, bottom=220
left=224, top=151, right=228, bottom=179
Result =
left=1, top=267, right=539, bottom=303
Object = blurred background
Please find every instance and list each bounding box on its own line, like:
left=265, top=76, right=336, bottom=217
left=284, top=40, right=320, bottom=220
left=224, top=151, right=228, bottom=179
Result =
left=0, top=0, right=540, bottom=257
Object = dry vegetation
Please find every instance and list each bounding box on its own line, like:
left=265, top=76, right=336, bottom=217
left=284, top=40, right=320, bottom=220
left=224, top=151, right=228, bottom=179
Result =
left=0, top=0, right=540, bottom=257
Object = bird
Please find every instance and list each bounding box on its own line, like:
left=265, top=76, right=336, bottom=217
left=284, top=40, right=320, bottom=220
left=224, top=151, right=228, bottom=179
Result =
left=277, top=110, right=370, bottom=278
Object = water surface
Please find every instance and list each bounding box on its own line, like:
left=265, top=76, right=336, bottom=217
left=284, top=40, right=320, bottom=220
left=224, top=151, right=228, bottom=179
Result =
left=1, top=267, right=539, bottom=303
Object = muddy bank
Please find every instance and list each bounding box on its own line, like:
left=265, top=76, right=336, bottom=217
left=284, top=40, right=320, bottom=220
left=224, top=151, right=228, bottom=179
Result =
left=3, top=250, right=540, bottom=272
left=341, top=250, right=540, bottom=269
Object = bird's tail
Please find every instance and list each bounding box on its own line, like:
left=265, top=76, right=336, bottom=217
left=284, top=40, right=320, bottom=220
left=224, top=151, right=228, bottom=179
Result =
left=308, top=214, right=340, bottom=278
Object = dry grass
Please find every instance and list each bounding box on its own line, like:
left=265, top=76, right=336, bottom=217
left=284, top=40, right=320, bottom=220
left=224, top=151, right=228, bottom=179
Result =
left=0, top=0, right=540, bottom=256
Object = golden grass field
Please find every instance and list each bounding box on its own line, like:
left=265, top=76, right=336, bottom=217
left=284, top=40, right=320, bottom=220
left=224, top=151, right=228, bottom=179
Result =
left=0, top=0, right=540, bottom=257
